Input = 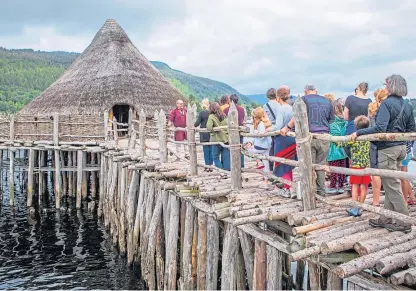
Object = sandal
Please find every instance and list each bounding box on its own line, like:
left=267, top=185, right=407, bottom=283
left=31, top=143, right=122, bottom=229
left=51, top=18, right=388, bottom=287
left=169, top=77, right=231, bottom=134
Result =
left=407, top=199, right=416, bottom=205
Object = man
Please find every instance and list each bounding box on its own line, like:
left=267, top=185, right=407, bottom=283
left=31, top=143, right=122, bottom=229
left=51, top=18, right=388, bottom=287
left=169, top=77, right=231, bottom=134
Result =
left=168, top=99, right=188, bottom=159
left=352, top=74, right=415, bottom=232
left=281, top=85, right=334, bottom=196
left=224, top=94, right=246, bottom=167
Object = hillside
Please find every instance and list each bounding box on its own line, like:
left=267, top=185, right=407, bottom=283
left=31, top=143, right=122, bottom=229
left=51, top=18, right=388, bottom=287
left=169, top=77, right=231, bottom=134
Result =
left=0, top=47, right=251, bottom=113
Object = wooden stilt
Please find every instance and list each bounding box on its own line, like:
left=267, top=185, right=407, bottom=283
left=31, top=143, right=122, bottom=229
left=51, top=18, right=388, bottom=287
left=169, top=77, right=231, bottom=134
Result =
left=76, top=150, right=83, bottom=209
left=267, top=246, right=283, bottom=290
left=179, top=202, right=195, bottom=290
left=38, top=150, right=45, bottom=206
left=60, top=151, right=67, bottom=198
left=118, top=167, right=127, bottom=253
left=82, top=151, right=87, bottom=199
left=53, top=114, right=61, bottom=209
left=126, top=170, right=139, bottom=263
left=238, top=229, right=254, bottom=289
left=131, top=172, right=144, bottom=265
left=197, top=211, right=208, bottom=290
left=164, top=194, right=180, bottom=290
left=206, top=216, right=219, bottom=290
left=253, top=239, right=267, bottom=290
left=68, top=151, right=73, bottom=197
left=27, top=149, right=35, bottom=207
left=9, top=149, right=14, bottom=206
left=90, top=153, right=97, bottom=198
left=221, top=223, right=239, bottom=290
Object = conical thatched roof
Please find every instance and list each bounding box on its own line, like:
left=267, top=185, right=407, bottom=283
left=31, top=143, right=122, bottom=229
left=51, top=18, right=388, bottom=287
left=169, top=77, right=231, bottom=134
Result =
left=20, top=19, right=184, bottom=115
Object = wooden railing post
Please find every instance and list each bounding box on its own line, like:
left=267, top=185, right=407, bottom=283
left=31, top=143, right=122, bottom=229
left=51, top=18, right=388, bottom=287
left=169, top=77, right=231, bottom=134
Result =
left=112, top=117, right=118, bottom=146
left=128, top=107, right=133, bottom=137
left=53, top=113, right=62, bottom=209
left=139, top=109, right=146, bottom=156
left=158, top=110, right=168, bottom=163
left=293, top=96, right=316, bottom=211
left=187, top=104, right=198, bottom=176
left=104, top=110, right=109, bottom=141
left=228, top=102, right=242, bottom=189
left=9, top=114, right=15, bottom=206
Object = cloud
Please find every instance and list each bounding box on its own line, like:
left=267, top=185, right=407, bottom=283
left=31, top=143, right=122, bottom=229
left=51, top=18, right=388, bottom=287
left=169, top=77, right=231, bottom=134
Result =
left=1, top=0, right=416, bottom=96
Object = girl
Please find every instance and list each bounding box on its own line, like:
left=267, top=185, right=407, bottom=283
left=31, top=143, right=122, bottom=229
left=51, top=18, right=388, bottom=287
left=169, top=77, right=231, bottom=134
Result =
left=368, top=88, right=388, bottom=206
left=244, top=107, right=273, bottom=183
left=206, top=102, right=230, bottom=170
left=327, top=100, right=347, bottom=194
left=195, top=98, right=212, bottom=171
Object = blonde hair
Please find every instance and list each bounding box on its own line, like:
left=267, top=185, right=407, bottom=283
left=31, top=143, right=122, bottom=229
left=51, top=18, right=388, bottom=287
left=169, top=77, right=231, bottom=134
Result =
left=368, top=88, right=388, bottom=117
left=200, top=98, right=209, bottom=110
left=252, top=107, right=272, bottom=130
left=324, top=93, right=335, bottom=102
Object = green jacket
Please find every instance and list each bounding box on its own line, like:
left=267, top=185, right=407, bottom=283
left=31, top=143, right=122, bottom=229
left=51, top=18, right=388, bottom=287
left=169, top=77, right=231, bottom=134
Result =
left=207, top=114, right=228, bottom=143
left=328, top=116, right=347, bottom=162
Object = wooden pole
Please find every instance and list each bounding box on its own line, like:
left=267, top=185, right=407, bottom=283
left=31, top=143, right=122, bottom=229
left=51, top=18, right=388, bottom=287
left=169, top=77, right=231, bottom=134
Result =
left=187, top=104, right=198, bottom=176
left=206, top=216, right=219, bottom=290
left=165, top=194, right=180, bottom=290
left=53, top=113, right=61, bottom=209
left=180, top=202, right=195, bottom=290
left=81, top=151, right=87, bottom=199
left=253, top=239, right=267, bottom=290
left=139, top=109, right=146, bottom=156
left=126, top=170, right=139, bottom=264
left=118, top=167, right=127, bottom=254
left=68, top=151, right=73, bottom=197
left=90, top=153, right=97, bottom=198
left=221, top=223, right=239, bottom=290
left=27, top=148, right=35, bottom=207
left=60, top=151, right=67, bottom=197
left=113, top=117, right=118, bottom=145
left=38, top=150, right=45, bottom=206
left=238, top=229, right=254, bottom=289
left=228, top=102, right=242, bottom=189
left=104, top=110, right=109, bottom=141
left=293, top=96, right=315, bottom=210
left=197, top=211, right=207, bottom=290
left=158, top=110, right=168, bottom=163
left=76, top=150, right=83, bottom=209
left=267, top=246, right=283, bottom=290
left=128, top=107, right=133, bottom=138
left=9, top=115, right=15, bottom=206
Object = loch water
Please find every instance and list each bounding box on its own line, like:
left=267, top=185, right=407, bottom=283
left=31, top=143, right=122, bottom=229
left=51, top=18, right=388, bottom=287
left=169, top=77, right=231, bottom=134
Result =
left=0, top=170, right=145, bottom=290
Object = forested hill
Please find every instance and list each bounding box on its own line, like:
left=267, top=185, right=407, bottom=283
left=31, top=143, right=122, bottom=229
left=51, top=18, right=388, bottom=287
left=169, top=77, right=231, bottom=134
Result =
left=0, top=48, right=251, bottom=113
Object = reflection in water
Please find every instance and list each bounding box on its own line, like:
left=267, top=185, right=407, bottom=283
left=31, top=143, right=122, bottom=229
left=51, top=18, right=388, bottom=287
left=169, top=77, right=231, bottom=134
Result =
left=0, top=166, right=145, bottom=290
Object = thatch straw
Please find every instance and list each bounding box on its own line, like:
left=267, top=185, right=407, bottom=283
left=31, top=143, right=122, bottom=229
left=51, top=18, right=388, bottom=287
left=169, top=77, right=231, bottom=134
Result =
left=20, top=19, right=184, bottom=116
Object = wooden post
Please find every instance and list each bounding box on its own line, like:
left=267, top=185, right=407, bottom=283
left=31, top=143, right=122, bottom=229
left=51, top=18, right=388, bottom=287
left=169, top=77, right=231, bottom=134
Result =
left=60, top=151, right=67, bottom=197
left=253, top=239, right=267, bottom=290
left=9, top=115, right=15, bottom=205
left=27, top=149, right=35, bottom=207
left=76, top=150, right=83, bottom=209
left=139, top=109, right=146, bottom=156
left=90, top=153, right=97, bottom=198
left=228, top=102, right=242, bottom=189
left=293, top=96, right=316, bottom=210
left=239, top=230, right=254, bottom=289
left=38, top=150, right=45, bottom=206
left=68, top=151, right=73, bottom=197
left=327, top=271, right=342, bottom=290
left=53, top=113, right=61, bottom=209
left=118, top=167, right=127, bottom=253
left=126, top=170, right=139, bottom=264
left=104, top=110, right=109, bottom=141
left=113, top=116, right=118, bottom=145
left=128, top=107, right=133, bottom=138
left=180, top=202, right=195, bottom=290
left=128, top=122, right=136, bottom=150
left=187, top=104, right=198, bottom=176
left=221, top=223, right=239, bottom=290
left=98, top=153, right=105, bottom=214
left=197, top=212, right=207, bottom=289
left=206, top=216, right=220, bottom=290
left=165, top=194, right=180, bottom=290
left=158, top=110, right=168, bottom=163
left=81, top=152, right=87, bottom=199
left=267, top=246, right=283, bottom=290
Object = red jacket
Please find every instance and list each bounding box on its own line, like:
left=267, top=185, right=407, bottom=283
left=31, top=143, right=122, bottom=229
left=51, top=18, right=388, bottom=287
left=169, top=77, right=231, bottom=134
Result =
left=168, top=108, right=187, bottom=141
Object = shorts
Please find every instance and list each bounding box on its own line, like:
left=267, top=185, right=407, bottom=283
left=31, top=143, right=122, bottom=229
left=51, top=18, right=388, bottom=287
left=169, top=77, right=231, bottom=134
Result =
left=350, top=167, right=371, bottom=185
left=401, top=152, right=412, bottom=167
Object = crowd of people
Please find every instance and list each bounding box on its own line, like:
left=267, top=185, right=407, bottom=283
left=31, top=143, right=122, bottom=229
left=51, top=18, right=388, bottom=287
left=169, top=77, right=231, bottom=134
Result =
left=168, top=74, right=415, bottom=233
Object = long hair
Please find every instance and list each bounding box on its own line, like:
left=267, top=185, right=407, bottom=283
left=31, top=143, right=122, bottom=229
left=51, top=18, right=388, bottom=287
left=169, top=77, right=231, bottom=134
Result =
left=220, top=95, right=229, bottom=106
left=209, top=102, right=225, bottom=122
left=357, top=82, right=369, bottom=94
left=368, top=88, right=388, bottom=117
left=332, top=99, right=343, bottom=118
left=252, top=107, right=272, bottom=130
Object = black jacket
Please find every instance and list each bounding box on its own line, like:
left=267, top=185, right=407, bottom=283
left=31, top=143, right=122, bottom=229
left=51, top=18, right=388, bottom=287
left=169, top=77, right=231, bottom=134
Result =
left=357, top=95, right=416, bottom=150
left=195, top=110, right=210, bottom=142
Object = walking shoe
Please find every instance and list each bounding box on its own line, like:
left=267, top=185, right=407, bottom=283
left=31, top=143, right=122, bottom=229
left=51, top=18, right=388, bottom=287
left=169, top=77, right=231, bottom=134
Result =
left=383, top=221, right=412, bottom=233
left=278, top=189, right=291, bottom=198
left=337, top=188, right=345, bottom=194
left=369, top=217, right=392, bottom=228
left=326, top=188, right=338, bottom=195
left=346, top=208, right=362, bottom=217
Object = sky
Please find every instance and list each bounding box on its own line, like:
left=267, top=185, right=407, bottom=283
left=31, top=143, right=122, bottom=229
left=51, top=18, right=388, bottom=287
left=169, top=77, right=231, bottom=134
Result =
left=1, top=0, right=416, bottom=97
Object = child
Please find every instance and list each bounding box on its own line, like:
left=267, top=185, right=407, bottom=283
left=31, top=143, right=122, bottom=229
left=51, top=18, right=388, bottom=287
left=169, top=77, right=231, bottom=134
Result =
left=337, top=115, right=371, bottom=203
left=401, top=141, right=416, bottom=205
left=243, top=107, right=272, bottom=183
left=327, top=100, right=347, bottom=194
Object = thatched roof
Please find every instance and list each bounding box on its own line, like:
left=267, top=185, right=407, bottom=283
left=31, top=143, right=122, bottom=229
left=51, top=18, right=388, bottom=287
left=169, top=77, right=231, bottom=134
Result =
left=20, top=19, right=184, bottom=116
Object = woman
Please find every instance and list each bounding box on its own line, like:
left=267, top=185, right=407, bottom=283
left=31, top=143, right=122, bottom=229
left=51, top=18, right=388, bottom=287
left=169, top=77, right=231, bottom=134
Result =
left=368, top=88, right=388, bottom=206
left=244, top=107, right=272, bottom=183
left=344, top=82, right=371, bottom=135
left=219, top=95, right=230, bottom=114
left=207, top=102, right=230, bottom=170
left=195, top=98, right=213, bottom=171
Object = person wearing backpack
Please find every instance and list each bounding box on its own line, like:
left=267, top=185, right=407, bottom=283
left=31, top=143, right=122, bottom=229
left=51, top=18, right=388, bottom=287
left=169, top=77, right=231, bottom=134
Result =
left=352, top=74, right=416, bottom=233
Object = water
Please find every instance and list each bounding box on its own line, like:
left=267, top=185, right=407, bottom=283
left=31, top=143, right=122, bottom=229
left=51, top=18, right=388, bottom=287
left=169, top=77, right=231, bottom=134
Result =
left=0, top=171, right=145, bottom=290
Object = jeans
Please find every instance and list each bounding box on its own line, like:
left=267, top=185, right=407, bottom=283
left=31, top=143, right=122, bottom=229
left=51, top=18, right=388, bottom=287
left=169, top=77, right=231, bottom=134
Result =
left=378, top=145, right=409, bottom=216
left=240, top=136, right=245, bottom=168
left=212, top=145, right=230, bottom=170
left=202, top=145, right=213, bottom=166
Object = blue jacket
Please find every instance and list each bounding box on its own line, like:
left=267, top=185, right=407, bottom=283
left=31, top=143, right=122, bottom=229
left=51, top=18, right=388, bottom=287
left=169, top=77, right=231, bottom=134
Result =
left=328, top=117, right=347, bottom=161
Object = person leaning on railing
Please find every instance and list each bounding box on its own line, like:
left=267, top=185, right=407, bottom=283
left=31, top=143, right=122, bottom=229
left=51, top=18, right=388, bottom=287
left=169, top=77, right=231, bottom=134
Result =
left=281, top=84, right=335, bottom=197
left=351, top=74, right=416, bottom=233
left=206, top=102, right=230, bottom=171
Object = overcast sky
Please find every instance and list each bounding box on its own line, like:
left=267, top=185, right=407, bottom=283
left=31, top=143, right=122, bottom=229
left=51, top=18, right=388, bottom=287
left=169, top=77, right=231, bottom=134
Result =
left=1, top=0, right=416, bottom=96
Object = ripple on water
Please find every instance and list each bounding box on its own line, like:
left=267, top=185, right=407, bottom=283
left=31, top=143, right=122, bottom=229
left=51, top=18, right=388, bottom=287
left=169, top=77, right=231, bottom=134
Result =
left=0, top=167, right=145, bottom=290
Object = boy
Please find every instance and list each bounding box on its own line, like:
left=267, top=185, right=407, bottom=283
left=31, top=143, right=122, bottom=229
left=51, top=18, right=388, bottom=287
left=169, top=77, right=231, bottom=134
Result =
left=337, top=116, right=371, bottom=204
